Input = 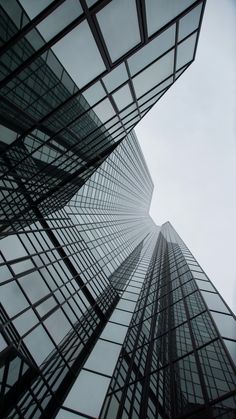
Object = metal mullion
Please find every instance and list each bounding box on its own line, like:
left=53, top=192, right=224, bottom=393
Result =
left=173, top=21, right=179, bottom=82
left=193, top=0, right=207, bottom=62
left=136, top=0, right=148, bottom=44
left=80, top=0, right=112, bottom=70
left=0, top=0, right=66, bottom=57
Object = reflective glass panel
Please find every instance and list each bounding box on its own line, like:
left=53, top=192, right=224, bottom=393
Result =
left=176, top=32, right=197, bottom=70
left=63, top=370, right=110, bottom=416
left=96, top=0, right=140, bottom=62
left=84, top=339, right=121, bottom=375
left=211, top=312, right=236, bottom=340
left=112, top=84, right=133, bottom=111
left=53, top=21, right=106, bottom=88
left=133, top=50, right=174, bottom=98
left=201, top=291, right=230, bottom=314
left=128, top=25, right=175, bottom=76
left=145, top=0, right=196, bottom=36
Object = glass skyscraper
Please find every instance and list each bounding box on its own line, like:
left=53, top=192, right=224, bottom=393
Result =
left=0, top=1, right=236, bottom=418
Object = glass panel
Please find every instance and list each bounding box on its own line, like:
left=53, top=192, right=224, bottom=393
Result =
left=145, top=0, right=196, bottom=36
left=96, top=0, right=140, bottom=62
left=83, top=81, right=106, bottom=106
left=86, top=0, right=98, bottom=7
left=63, top=370, right=110, bottom=416
left=211, top=312, right=236, bottom=340
left=36, top=0, right=83, bottom=42
left=110, top=309, right=133, bottom=326
left=116, top=300, right=136, bottom=312
left=103, top=63, right=128, bottom=92
left=24, top=325, right=55, bottom=365
left=132, top=50, right=174, bottom=98
left=93, top=98, right=116, bottom=123
left=13, top=309, right=38, bottom=335
left=196, top=279, right=216, bottom=292
left=20, top=271, right=50, bottom=303
left=0, top=265, right=12, bottom=282
left=201, top=291, right=230, bottom=314
left=0, top=124, right=17, bottom=145
left=1, top=282, right=28, bottom=317
left=53, top=21, right=106, bottom=88
left=179, top=4, right=202, bottom=41
left=56, top=408, right=84, bottom=418
left=112, top=84, right=133, bottom=111
left=223, top=339, right=236, bottom=365
left=44, top=308, right=71, bottom=344
left=128, top=25, right=175, bottom=76
left=19, top=0, right=52, bottom=19
left=84, top=339, right=121, bottom=375
left=176, top=32, right=197, bottom=70
left=0, top=235, right=27, bottom=260
left=0, top=334, right=7, bottom=352
left=100, top=322, right=128, bottom=344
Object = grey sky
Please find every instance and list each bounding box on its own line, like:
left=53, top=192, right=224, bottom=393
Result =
left=136, top=0, right=236, bottom=313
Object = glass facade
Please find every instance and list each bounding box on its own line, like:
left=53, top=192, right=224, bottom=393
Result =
left=1, top=1, right=235, bottom=418
left=0, top=0, right=206, bottom=234
left=0, top=130, right=235, bottom=418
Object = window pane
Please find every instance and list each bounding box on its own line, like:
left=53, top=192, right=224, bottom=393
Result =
left=176, top=32, right=197, bottom=70
left=211, top=312, right=236, bottom=340
left=1, top=282, right=28, bottom=317
left=53, top=21, right=106, bottom=88
left=63, top=370, right=110, bottom=416
left=223, top=339, right=236, bottom=365
left=196, top=280, right=216, bottom=292
left=100, top=322, right=128, bottom=344
left=112, top=84, right=133, bottom=111
left=84, top=339, right=120, bottom=375
left=145, top=0, right=196, bottom=36
left=24, top=325, right=55, bottom=365
left=93, top=98, right=116, bottom=123
left=0, top=235, right=27, bottom=261
left=103, top=63, right=128, bottom=92
left=133, top=50, right=174, bottom=98
left=36, top=0, right=83, bottom=42
left=128, top=25, right=175, bottom=76
left=179, top=4, right=202, bottom=41
left=201, top=291, right=230, bottom=314
left=96, top=0, right=140, bottom=62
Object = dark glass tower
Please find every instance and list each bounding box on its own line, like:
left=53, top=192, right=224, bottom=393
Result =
left=1, top=1, right=236, bottom=418
left=0, top=0, right=206, bottom=234
left=0, top=132, right=235, bottom=418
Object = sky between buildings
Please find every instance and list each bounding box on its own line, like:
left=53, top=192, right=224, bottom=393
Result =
left=136, top=0, right=236, bottom=313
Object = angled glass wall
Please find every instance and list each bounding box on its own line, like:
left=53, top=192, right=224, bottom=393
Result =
left=0, top=0, right=206, bottom=233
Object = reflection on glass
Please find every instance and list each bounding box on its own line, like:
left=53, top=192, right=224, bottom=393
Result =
left=96, top=0, right=140, bottom=62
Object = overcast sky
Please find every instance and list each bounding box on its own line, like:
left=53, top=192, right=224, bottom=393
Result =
left=136, top=0, right=236, bottom=313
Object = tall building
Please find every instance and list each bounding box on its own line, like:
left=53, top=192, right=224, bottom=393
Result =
left=1, top=1, right=236, bottom=419
left=0, top=132, right=235, bottom=418
left=0, top=0, right=206, bottom=234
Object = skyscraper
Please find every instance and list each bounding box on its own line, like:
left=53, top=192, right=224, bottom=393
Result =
left=1, top=1, right=236, bottom=418
left=0, top=0, right=206, bottom=233
left=0, top=132, right=235, bottom=418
